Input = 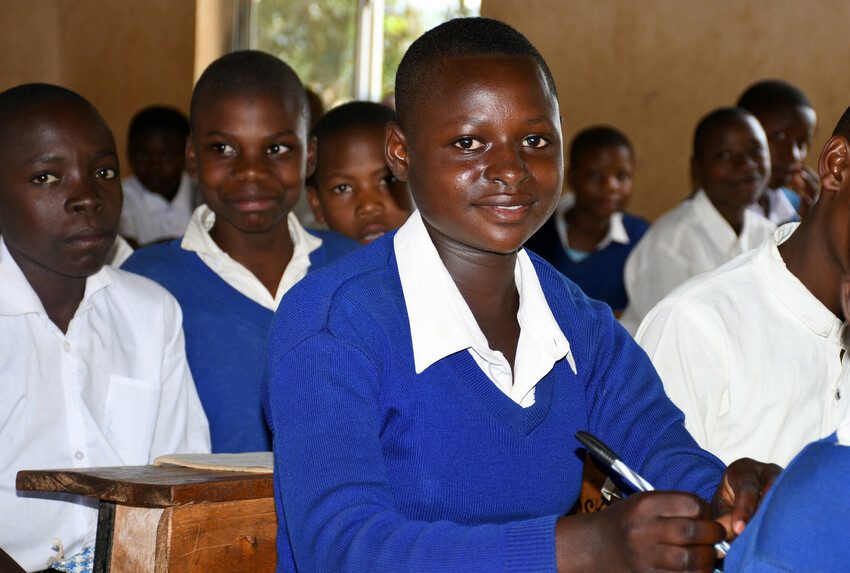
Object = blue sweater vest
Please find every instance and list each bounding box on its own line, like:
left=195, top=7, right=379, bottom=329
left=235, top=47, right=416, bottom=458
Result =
left=264, top=232, right=724, bottom=572
left=526, top=213, right=649, bottom=311
left=123, top=228, right=358, bottom=453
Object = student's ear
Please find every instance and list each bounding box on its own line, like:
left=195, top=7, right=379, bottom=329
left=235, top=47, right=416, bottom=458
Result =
left=306, top=186, right=326, bottom=225
left=841, top=276, right=850, bottom=323
left=385, top=121, right=409, bottom=182
left=818, top=135, right=849, bottom=195
left=305, top=135, right=317, bottom=179
left=185, top=136, right=198, bottom=178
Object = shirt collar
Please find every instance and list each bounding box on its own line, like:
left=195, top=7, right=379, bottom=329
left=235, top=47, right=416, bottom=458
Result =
left=554, top=192, right=630, bottom=254
left=181, top=204, right=321, bottom=261
left=692, top=189, right=765, bottom=252
left=394, top=210, right=571, bottom=375
left=0, top=237, right=113, bottom=317
left=755, top=222, right=846, bottom=342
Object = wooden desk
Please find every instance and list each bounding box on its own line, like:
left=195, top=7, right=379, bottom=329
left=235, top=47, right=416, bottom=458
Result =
left=17, top=465, right=276, bottom=572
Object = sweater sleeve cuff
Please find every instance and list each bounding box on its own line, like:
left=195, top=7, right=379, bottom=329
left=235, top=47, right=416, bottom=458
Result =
left=503, top=514, right=559, bottom=572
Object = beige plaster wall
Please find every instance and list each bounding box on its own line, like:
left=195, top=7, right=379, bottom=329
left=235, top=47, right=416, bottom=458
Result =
left=1, top=0, right=197, bottom=173
left=482, top=0, right=850, bottom=220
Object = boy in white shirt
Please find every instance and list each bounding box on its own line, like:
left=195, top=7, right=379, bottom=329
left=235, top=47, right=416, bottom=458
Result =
left=0, top=84, right=210, bottom=572
left=620, top=107, right=775, bottom=333
left=636, top=107, right=850, bottom=467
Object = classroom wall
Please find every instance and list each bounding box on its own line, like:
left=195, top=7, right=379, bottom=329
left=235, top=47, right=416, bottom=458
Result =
left=481, top=0, right=850, bottom=220
left=0, top=0, right=197, bottom=174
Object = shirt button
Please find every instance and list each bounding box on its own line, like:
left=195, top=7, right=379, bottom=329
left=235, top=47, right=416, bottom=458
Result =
left=74, top=451, right=84, bottom=460
left=837, top=389, right=843, bottom=401
left=63, top=341, right=71, bottom=352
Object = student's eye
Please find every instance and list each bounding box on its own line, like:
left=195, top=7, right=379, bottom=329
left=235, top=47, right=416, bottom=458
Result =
left=267, top=143, right=290, bottom=156
left=31, top=172, right=58, bottom=185
left=380, top=174, right=398, bottom=186
left=617, top=171, right=632, bottom=182
left=523, top=135, right=549, bottom=149
left=331, top=184, right=353, bottom=194
left=95, top=167, right=118, bottom=180
left=453, top=137, right=484, bottom=150
left=586, top=171, right=602, bottom=182
left=716, top=150, right=732, bottom=160
left=211, top=143, right=236, bottom=156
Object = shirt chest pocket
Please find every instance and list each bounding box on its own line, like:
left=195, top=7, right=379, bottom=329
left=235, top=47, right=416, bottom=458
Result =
left=104, top=375, right=162, bottom=465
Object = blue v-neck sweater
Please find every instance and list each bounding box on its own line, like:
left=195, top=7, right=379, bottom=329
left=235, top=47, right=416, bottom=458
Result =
left=123, top=229, right=358, bottom=452
left=264, top=233, right=725, bottom=572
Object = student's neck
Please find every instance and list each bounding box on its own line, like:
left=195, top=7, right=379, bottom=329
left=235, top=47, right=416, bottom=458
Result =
left=11, top=252, right=86, bottom=334
left=564, top=208, right=610, bottom=251
left=713, top=203, right=745, bottom=236
left=777, top=216, right=843, bottom=319
left=427, top=224, right=520, bottom=370
left=211, top=222, right=295, bottom=297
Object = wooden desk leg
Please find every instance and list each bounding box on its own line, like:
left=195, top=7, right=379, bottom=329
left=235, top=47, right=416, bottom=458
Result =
left=94, top=501, right=116, bottom=573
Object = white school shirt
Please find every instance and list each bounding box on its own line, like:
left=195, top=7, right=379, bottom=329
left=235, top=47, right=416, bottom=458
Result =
left=620, top=189, right=775, bottom=334
left=0, top=239, right=210, bottom=571
left=553, top=192, right=630, bottom=257
left=747, top=187, right=799, bottom=225
left=635, top=223, right=849, bottom=466
left=395, top=210, right=574, bottom=408
left=180, top=205, right=321, bottom=310
left=119, top=173, right=197, bottom=245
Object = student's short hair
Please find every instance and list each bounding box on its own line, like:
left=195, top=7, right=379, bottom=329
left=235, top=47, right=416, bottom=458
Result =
left=308, top=101, right=396, bottom=186
left=190, top=50, right=308, bottom=133
left=127, top=106, right=190, bottom=148
left=0, top=83, right=109, bottom=146
left=569, top=126, right=633, bottom=166
left=832, top=107, right=850, bottom=140
left=692, top=107, right=757, bottom=158
left=394, top=17, right=557, bottom=129
left=737, top=79, right=813, bottom=115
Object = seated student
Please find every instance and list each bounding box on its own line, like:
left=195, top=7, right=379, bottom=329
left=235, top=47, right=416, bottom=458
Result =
left=123, top=51, right=359, bottom=454
left=120, top=106, right=198, bottom=246
left=526, top=126, right=649, bottom=313
left=635, top=108, right=850, bottom=467
left=264, top=18, right=779, bottom=572
left=620, top=107, right=776, bottom=333
left=307, top=101, right=412, bottom=244
left=738, top=79, right=818, bottom=223
left=0, top=84, right=209, bottom=572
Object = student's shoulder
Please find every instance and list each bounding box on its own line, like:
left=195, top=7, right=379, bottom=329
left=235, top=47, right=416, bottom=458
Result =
left=526, top=249, right=614, bottom=322
left=306, top=227, right=361, bottom=261
left=122, top=239, right=187, bottom=277
left=100, top=264, right=183, bottom=316
left=745, top=209, right=778, bottom=238
left=621, top=212, right=650, bottom=238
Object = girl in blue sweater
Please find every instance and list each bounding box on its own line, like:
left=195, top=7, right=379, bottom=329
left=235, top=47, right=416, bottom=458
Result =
left=265, top=18, right=778, bottom=572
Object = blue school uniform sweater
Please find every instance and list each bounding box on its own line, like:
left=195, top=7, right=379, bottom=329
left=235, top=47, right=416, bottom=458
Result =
left=263, top=233, right=725, bottom=572
left=725, top=434, right=850, bottom=572
left=526, top=213, right=649, bottom=311
left=122, top=229, right=358, bottom=453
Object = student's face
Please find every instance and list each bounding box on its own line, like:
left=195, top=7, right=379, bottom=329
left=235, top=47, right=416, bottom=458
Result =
left=569, top=144, right=634, bottom=220
left=187, top=93, right=314, bottom=239
left=308, top=125, right=411, bottom=244
left=756, top=105, right=816, bottom=190
left=129, top=127, right=186, bottom=198
left=387, top=55, right=562, bottom=255
left=0, top=99, right=122, bottom=280
left=693, top=116, right=770, bottom=213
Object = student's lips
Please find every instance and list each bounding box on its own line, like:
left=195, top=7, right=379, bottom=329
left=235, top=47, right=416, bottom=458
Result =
left=227, top=196, right=278, bottom=212
left=358, top=223, right=389, bottom=243
left=475, top=201, right=534, bottom=222
left=64, top=230, right=109, bottom=248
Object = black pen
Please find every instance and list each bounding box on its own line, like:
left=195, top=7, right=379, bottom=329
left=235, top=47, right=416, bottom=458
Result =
left=575, top=431, right=731, bottom=556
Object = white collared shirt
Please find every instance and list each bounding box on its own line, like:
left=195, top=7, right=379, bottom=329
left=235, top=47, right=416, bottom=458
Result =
left=0, top=239, right=210, bottom=571
left=553, top=192, right=631, bottom=258
left=747, top=187, right=799, bottom=225
left=181, top=205, right=321, bottom=310
left=119, top=173, right=197, bottom=245
left=636, top=224, right=849, bottom=465
left=620, top=190, right=775, bottom=334
left=395, top=211, right=574, bottom=408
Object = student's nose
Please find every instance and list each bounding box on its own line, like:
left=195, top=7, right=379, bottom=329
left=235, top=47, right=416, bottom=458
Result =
left=486, top=144, right=529, bottom=187
left=355, top=187, right=385, bottom=216
left=66, top=175, right=105, bottom=214
left=234, top=151, right=267, bottom=182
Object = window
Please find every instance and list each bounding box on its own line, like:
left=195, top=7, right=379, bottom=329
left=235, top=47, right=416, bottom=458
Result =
left=248, top=0, right=480, bottom=107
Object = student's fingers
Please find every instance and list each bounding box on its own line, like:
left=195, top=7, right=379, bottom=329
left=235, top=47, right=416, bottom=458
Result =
left=648, top=541, right=719, bottom=572
left=648, top=491, right=708, bottom=519
left=714, top=458, right=782, bottom=536
left=654, top=516, right=726, bottom=547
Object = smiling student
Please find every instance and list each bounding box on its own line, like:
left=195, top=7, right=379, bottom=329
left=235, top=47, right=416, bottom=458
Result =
left=0, top=83, right=209, bottom=572
left=123, top=51, right=358, bottom=453
left=620, top=107, right=776, bottom=333
left=265, top=19, right=778, bottom=572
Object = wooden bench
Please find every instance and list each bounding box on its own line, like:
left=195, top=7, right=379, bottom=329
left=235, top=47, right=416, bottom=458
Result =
left=17, top=465, right=276, bottom=572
